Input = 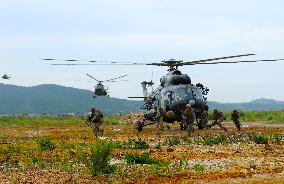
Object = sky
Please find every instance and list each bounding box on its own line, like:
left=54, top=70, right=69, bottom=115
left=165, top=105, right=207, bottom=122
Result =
left=0, top=0, right=284, bottom=102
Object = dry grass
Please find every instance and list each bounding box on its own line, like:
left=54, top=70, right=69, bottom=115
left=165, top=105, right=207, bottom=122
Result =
left=0, top=116, right=284, bottom=183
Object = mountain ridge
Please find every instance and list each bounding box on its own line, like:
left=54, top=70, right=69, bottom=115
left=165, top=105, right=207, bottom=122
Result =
left=1, top=83, right=284, bottom=114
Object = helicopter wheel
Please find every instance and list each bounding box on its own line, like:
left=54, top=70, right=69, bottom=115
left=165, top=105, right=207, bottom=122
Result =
left=133, top=120, right=144, bottom=132
left=197, top=118, right=208, bottom=130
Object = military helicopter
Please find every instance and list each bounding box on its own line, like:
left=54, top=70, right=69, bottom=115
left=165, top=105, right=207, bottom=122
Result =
left=2, top=74, right=11, bottom=80
left=86, top=74, right=127, bottom=98
left=47, top=54, right=284, bottom=131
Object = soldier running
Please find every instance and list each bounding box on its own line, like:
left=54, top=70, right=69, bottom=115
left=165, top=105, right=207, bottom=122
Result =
left=208, top=109, right=228, bottom=131
left=182, top=104, right=195, bottom=137
left=231, top=109, right=241, bottom=131
left=86, top=106, right=104, bottom=137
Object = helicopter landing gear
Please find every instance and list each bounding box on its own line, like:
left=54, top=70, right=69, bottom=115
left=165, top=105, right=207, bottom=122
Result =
left=133, top=120, right=156, bottom=132
left=196, top=112, right=208, bottom=130
left=133, top=120, right=144, bottom=132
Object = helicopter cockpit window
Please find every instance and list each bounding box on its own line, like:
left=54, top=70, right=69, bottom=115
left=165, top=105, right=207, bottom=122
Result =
left=175, top=88, right=189, bottom=100
left=192, top=88, right=203, bottom=100
left=172, top=70, right=182, bottom=75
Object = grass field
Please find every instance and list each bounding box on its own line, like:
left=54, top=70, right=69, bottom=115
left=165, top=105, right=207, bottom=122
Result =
left=0, top=111, right=284, bottom=183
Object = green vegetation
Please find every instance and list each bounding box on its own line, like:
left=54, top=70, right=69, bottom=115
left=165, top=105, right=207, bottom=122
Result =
left=114, top=139, right=149, bottom=150
left=1, top=110, right=284, bottom=128
left=208, top=110, right=284, bottom=123
left=125, top=153, right=167, bottom=166
left=201, top=135, right=227, bottom=146
left=0, top=116, right=86, bottom=126
left=249, top=134, right=269, bottom=144
left=88, top=140, right=116, bottom=176
left=36, top=137, right=57, bottom=151
left=165, top=137, right=181, bottom=147
left=193, top=164, right=205, bottom=175
left=103, top=115, right=124, bottom=125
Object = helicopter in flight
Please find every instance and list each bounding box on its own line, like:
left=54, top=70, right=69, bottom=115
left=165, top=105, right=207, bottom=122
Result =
left=2, top=74, right=11, bottom=80
left=47, top=54, right=284, bottom=132
left=86, top=74, right=127, bottom=98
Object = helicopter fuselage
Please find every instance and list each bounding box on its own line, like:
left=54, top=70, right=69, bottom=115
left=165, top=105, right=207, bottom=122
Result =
left=94, top=83, right=108, bottom=96
left=142, top=69, right=208, bottom=124
left=158, top=85, right=206, bottom=122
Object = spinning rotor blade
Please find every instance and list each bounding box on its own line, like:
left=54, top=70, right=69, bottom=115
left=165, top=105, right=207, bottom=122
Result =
left=181, top=54, right=255, bottom=65
left=86, top=74, right=100, bottom=82
left=105, top=75, right=128, bottom=82
left=42, top=58, right=109, bottom=62
left=51, top=63, right=147, bottom=66
left=193, top=59, right=284, bottom=65
left=107, top=79, right=128, bottom=83
left=43, top=58, right=149, bottom=65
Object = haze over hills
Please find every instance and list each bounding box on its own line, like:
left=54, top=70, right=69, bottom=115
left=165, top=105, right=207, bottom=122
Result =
left=0, top=83, right=284, bottom=115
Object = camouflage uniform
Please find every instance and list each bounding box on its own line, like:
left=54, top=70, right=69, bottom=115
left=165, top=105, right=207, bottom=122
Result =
left=208, top=109, right=227, bottom=131
left=231, top=110, right=241, bottom=131
left=154, top=107, right=163, bottom=135
left=86, top=107, right=104, bottom=137
left=182, top=104, right=195, bottom=137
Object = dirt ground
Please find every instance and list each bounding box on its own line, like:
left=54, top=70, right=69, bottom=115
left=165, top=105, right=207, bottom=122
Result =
left=0, top=119, right=284, bottom=183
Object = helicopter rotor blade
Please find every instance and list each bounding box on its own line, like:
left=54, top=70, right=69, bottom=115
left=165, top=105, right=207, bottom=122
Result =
left=44, top=58, right=150, bottom=65
left=42, top=58, right=110, bottom=62
left=86, top=74, right=100, bottom=82
left=192, top=59, right=284, bottom=65
left=106, top=79, right=128, bottom=83
left=51, top=63, right=147, bottom=66
left=181, top=54, right=255, bottom=65
left=105, top=75, right=128, bottom=82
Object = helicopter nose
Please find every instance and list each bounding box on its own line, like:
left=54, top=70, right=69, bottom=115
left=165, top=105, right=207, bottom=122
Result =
left=166, top=111, right=175, bottom=119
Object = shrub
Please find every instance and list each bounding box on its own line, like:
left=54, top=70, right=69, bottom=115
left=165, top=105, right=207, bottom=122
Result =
left=272, top=134, right=282, bottom=144
left=88, top=140, right=116, bottom=176
left=165, top=137, right=181, bottom=147
left=7, top=145, right=22, bottom=153
left=114, top=139, right=149, bottom=150
left=250, top=134, right=269, bottom=144
left=36, top=137, right=56, bottom=151
left=193, top=163, right=205, bottom=175
left=125, top=153, right=166, bottom=165
left=202, top=135, right=227, bottom=146
left=133, top=139, right=149, bottom=149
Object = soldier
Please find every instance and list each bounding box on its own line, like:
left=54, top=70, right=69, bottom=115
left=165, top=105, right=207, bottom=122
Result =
left=86, top=106, right=104, bottom=137
left=154, top=107, right=163, bottom=135
left=208, top=109, right=227, bottom=131
left=231, top=110, right=241, bottom=131
left=182, top=104, right=195, bottom=137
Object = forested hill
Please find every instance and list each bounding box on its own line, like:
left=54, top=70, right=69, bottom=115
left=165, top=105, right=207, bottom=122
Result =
left=0, top=83, right=143, bottom=114
left=1, top=83, right=284, bottom=114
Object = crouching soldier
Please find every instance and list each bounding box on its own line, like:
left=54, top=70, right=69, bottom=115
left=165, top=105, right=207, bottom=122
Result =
left=231, top=110, right=241, bottom=131
left=86, top=106, right=104, bottom=137
left=182, top=104, right=195, bottom=137
left=208, top=109, right=227, bottom=131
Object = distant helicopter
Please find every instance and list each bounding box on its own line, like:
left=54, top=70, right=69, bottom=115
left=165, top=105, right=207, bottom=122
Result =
left=46, top=54, right=284, bottom=131
left=2, top=74, right=11, bottom=80
left=86, top=74, right=127, bottom=98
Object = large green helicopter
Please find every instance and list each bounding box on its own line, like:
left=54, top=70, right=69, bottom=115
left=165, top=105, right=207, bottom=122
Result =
left=44, top=54, right=284, bottom=131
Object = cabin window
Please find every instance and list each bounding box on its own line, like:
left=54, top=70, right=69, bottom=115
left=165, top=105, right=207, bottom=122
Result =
left=192, top=88, right=203, bottom=100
